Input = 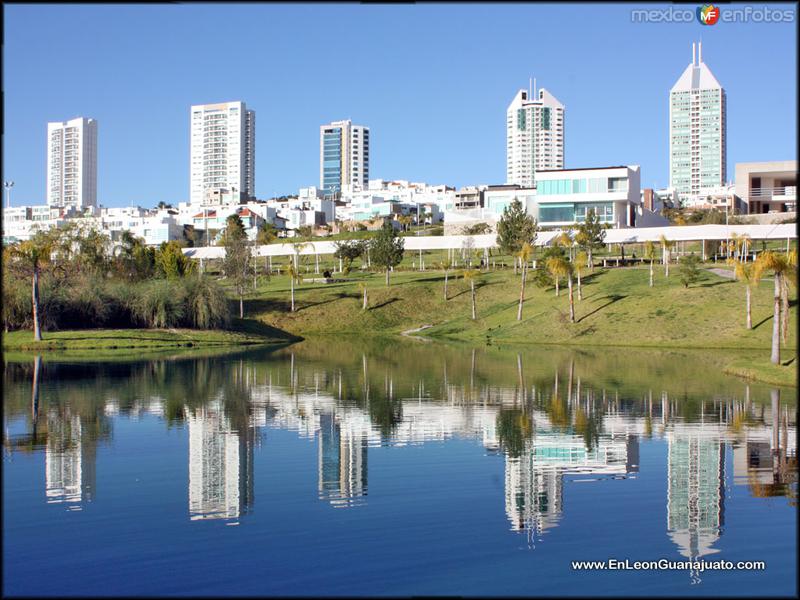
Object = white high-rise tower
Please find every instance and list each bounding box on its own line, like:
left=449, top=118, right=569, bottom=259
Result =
left=47, top=117, right=98, bottom=210
left=190, top=101, right=255, bottom=205
left=506, top=83, right=564, bottom=187
left=669, top=42, right=727, bottom=200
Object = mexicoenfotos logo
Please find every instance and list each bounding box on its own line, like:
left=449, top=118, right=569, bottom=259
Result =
left=697, top=4, right=721, bottom=25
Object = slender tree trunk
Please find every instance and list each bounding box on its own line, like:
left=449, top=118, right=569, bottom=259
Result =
left=517, top=264, right=527, bottom=321
left=649, top=259, right=654, bottom=287
left=555, top=278, right=560, bottom=296
left=577, top=269, right=582, bottom=301
left=567, top=273, right=575, bottom=323
left=588, top=248, right=593, bottom=272
left=444, top=271, right=448, bottom=301
left=470, top=280, right=476, bottom=320
left=780, top=278, right=789, bottom=344
left=290, top=277, right=295, bottom=312
left=239, top=293, right=244, bottom=318
left=32, top=268, right=42, bottom=341
left=665, top=250, right=670, bottom=278
left=363, top=288, right=368, bottom=310
left=771, top=274, right=781, bottom=364
left=32, top=354, right=41, bottom=424
left=385, top=268, right=390, bottom=287
left=746, top=285, right=752, bottom=330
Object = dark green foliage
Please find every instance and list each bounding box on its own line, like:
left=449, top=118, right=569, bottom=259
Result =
left=370, top=222, right=405, bottom=285
left=155, top=241, right=194, bottom=279
left=679, top=253, right=702, bottom=288
left=334, top=240, right=367, bottom=274
left=184, top=275, right=231, bottom=329
left=131, top=279, right=187, bottom=328
left=496, top=199, right=538, bottom=255
left=532, top=246, right=566, bottom=289
left=575, top=209, right=607, bottom=252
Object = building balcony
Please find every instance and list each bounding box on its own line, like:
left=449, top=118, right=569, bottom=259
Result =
left=750, top=186, right=796, bottom=201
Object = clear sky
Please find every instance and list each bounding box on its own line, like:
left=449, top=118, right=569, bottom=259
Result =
left=3, top=2, right=797, bottom=207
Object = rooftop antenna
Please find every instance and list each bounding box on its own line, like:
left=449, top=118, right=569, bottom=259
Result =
left=692, top=42, right=696, bottom=66
left=698, top=41, right=702, bottom=63
left=529, top=77, right=532, bottom=99
left=534, top=77, right=537, bottom=98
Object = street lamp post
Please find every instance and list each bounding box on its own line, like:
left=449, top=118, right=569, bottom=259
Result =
left=3, top=181, right=14, bottom=209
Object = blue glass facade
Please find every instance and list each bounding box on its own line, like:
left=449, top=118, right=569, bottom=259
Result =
left=322, top=129, right=342, bottom=193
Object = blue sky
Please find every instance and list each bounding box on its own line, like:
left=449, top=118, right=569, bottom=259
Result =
left=3, top=2, right=797, bottom=207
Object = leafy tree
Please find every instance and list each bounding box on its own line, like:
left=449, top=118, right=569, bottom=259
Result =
left=334, top=239, right=367, bottom=274
left=574, top=210, right=606, bottom=271
left=115, top=231, right=155, bottom=280
left=370, top=222, right=405, bottom=286
left=184, top=275, right=230, bottom=329
left=678, top=253, right=702, bottom=288
left=4, top=232, right=54, bottom=340
left=496, top=199, right=538, bottom=274
left=222, top=215, right=251, bottom=318
left=155, top=241, right=193, bottom=279
left=256, top=222, right=279, bottom=246
left=296, top=225, right=313, bottom=239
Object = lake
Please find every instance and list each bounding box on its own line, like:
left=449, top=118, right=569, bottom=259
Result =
left=3, top=338, right=797, bottom=597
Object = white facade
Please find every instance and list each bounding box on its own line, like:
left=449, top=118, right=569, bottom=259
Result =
left=320, top=120, right=369, bottom=193
left=47, top=117, right=98, bottom=210
left=190, top=101, right=255, bottom=205
left=506, top=86, right=565, bottom=187
left=533, top=165, right=642, bottom=228
left=669, top=43, right=727, bottom=200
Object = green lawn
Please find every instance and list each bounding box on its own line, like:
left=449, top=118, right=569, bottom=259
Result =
left=2, top=327, right=284, bottom=352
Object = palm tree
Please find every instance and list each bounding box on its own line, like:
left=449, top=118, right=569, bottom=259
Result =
left=644, top=241, right=656, bottom=287
left=516, top=242, right=533, bottom=320
left=738, top=234, right=752, bottom=262
left=659, top=235, right=674, bottom=278
left=462, top=269, right=479, bottom=320
left=754, top=250, right=797, bottom=364
left=547, top=256, right=575, bottom=322
left=6, top=234, right=53, bottom=341
left=553, top=231, right=573, bottom=261
left=286, top=261, right=300, bottom=312
left=574, top=250, right=587, bottom=301
left=545, top=256, right=565, bottom=296
left=733, top=260, right=757, bottom=330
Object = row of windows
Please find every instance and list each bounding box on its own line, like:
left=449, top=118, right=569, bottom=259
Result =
left=538, top=202, right=614, bottom=224
left=538, top=177, right=627, bottom=195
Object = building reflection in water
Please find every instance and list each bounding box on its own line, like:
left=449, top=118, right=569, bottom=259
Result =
left=318, top=413, right=368, bottom=507
left=186, top=402, right=256, bottom=522
left=45, top=411, right=97, bottom=510
left=666, top=427, right=725, bottom=561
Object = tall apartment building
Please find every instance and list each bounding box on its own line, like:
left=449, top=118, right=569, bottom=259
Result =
left=320, top=120, right=369, bottom=194
left=190, top=101, right=255, bottom=205
left=47, top=117, right=98, bottom=210
left=669, top=42, right=727, bottom=200
left=506, top=84, right=564, bottom=187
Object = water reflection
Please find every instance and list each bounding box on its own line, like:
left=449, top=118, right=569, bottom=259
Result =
left=3, top=342, right=797, bottom=553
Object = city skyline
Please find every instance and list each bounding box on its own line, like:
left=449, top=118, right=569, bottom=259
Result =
left=3, top=3, right=796, bottom=207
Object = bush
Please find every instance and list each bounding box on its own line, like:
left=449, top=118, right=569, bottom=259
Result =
left=131, top=279, right=187, bottom=328
left=679, top=254, right=702, bottom=288
left=184, top=275, right=231, bottom=329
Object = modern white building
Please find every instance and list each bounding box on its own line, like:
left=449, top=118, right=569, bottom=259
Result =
left=190, top=101, right=255, bottom=205
left=320, top=120, right=369, bottom=194
left=47, top=117, right=98, bottom=210
left=532, top=165, right=642, bottom=228
left=734, top=160, right=797, bottom=215
left=669, top=43, right=727, bottom=201
left=506, top=84, right=565, bottom=187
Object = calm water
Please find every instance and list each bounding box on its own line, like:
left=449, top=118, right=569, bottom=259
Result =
left=3, top=338, right=797, bottom=597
